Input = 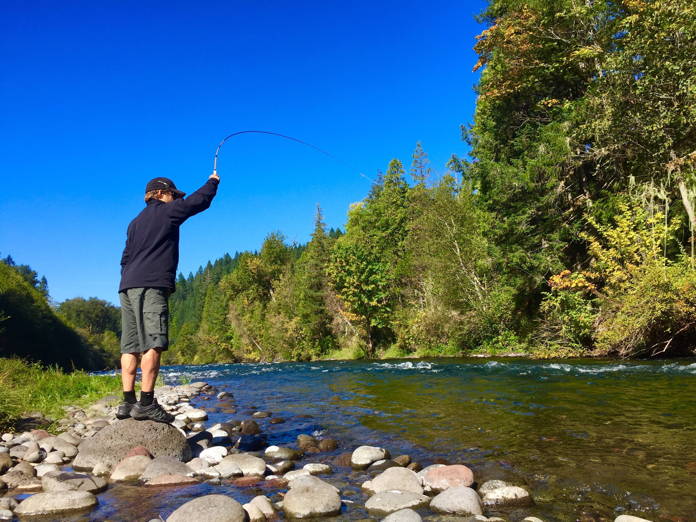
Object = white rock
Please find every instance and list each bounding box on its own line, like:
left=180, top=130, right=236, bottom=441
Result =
left=249, top=495, right=275, bottom=518
left=199, top=446, right=228, bottom=465
left=351, top=445, right=389, bottom=469
left=365, top=490, right=430, bottom=516
left=303, top=463, right=332, bottom=475
left=186, top=409, right=208, bottom=422
left=14, top=491, right=97, bottom=517
left=35, top=464, right=60, bottom=477
left=615, top=516, right=654, bottom=522
left=243, top=502, right=265, bottom=521
left=482, top=485, right=532, bottom=507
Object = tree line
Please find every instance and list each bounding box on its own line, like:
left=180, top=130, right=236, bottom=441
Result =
left=165, top=0, right=696, bottom=362
left=2, top=0, right=694, bottom=367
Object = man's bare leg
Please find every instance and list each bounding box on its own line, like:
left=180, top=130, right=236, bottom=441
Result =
left=140, top=348, right=162, bottom=393
left=121, top=353, right=140, bottom=392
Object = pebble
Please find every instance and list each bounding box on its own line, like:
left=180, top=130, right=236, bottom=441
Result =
left=614, top=516, right=654, bottom=522
left=0, top=509, right=12, bottom=520
left=185, top=409, right=208, bottom=422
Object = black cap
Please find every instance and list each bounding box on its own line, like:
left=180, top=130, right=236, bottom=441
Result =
left=145, top=177, right=186, bottom=199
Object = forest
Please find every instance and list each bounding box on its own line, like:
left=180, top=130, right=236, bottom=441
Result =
left=2, top=0, right=694, bottom=368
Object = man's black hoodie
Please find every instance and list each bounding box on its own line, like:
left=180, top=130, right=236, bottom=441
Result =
left=119, top=178, right=219, bottom=293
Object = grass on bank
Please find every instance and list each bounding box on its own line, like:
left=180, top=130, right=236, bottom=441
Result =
left=0, top=357, right=121, bottom=432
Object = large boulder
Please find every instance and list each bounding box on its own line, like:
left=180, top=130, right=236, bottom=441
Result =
left=14, top=491, right=97, bottom=517
left=167, top=494, right=246, bottom=522
left=283, top=475, right=342, bottom=518
left=73, top=419, right=191, bottom=470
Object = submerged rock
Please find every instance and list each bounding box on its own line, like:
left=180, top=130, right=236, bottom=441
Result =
left=382, top=508, right=423, bottom=522
left=73, top=419, right=191, bottom=470
left=482, top=485, right=533, bottom=507
left=365, top=490, right=430, bottom=515
left=167, top=494, right=246, bottom=522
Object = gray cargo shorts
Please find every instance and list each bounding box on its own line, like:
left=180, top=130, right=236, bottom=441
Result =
left=119, top=287, right=170, bottom=354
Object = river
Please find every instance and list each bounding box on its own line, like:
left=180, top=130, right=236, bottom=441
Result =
left=92, top=357, right=696, bottom=520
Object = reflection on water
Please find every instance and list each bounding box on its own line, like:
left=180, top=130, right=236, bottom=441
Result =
left=90, top=358, right=696, bottom=520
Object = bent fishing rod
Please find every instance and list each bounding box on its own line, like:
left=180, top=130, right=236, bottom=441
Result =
left=212, top=130, right=340, bottom=175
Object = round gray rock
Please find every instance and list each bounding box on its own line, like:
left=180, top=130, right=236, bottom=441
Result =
left=42, top=471, right=107, bottom=493
left=430, top=486, right=483, bottom=516
left=219, top=454, right=265, bottom=476
left=167, top=494, right=246, bottom=522
left=283, top=475, right=341, bottom=518
left=363, top=467, right=423, bottom=495
left=141, top=456, right=192, bottom=482
left=382, top=509, right=423, bottom=522
left=365, top=491, right=430, bottom=516
left=14, top=491, right=97, bottom=517
left=73, top=419, right=191, bottom=470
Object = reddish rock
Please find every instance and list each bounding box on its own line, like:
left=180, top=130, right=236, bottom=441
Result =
left=31, top=429, right=51, bottom=441
left=263, top=477, right=288, bottom=488
left=332, top=452, right=353, bottom=467
left=231, top=475, right=263, bottom=487
left=423, top=464, right=475, bottom=492
left=269, top=418, right=285, bottom=424
left=126, top=445, right=153, bottom=458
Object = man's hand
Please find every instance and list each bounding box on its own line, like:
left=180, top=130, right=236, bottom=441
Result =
left=209, top=171, right=220, bottom=181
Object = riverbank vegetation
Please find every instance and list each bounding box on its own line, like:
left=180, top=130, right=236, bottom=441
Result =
left=0, top=358, right=121, bottom=431
left=2, top=0, right=694, bottom=366
left=164, top=0, right=696, bottom=363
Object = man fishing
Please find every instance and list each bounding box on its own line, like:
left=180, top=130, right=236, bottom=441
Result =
left=116, top=172, right=220, bottom=422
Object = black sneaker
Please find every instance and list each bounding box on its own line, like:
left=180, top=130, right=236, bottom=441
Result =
left=116, top=401, right=135, bottom=419
left=131, top=399, right=175, bottom=423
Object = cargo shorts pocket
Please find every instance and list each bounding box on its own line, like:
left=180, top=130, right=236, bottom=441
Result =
left=144, top=311, right=167, bottom=335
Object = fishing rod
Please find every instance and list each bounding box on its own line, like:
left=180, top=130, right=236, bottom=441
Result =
left=212, top=130, right=340, bottom=175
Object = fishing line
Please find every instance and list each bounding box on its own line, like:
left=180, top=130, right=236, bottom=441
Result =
left=212, top=130, right=344, bottom=175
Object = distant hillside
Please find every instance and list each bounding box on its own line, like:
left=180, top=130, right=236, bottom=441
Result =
left=0, top=262, right=112, bottom=370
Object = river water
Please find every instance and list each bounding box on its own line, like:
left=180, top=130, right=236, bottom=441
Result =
left=92, top=357, right=695, bottom=521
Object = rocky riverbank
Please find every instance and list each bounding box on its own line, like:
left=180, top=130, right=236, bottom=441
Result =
left=0, top=381, right=656, bottom=521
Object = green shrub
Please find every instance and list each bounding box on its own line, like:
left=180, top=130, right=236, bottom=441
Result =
left=0, top=358, right=121, bottom=431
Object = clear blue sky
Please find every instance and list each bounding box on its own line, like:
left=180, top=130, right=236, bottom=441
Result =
left=1, top=1, right=486, bottom=305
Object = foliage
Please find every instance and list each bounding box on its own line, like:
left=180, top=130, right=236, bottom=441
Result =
left=0, top=358, right=120, bottom=431
left=0, top=262, right=110, bottom=370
